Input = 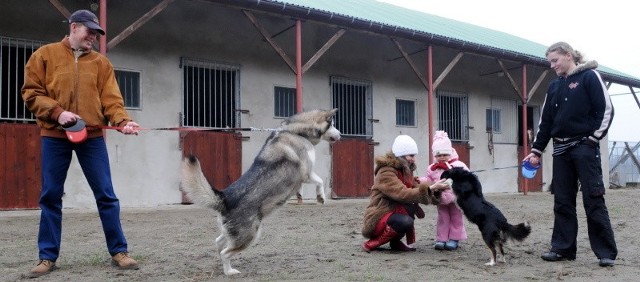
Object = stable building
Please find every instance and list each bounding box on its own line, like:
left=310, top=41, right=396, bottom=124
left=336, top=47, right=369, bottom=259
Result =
left=2, top=0, right=639, bottom=209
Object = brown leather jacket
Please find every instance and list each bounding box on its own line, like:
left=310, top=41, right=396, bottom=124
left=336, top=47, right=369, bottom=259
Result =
left=21, top=37, right=132, bottom=139
left=362, top=152, right=440, bottom=238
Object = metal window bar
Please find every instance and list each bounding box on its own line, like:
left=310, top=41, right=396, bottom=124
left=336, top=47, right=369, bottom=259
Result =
left=330, top=76, right=372, bottom=137
left=436, top=90, right=469, bottom=141
left=274, top=86, right=295, bottom=117
left=114, top=69, right=141, bottom=109
left=489, top=96, right=518, bottom=144
left=181, top=57, right=240, bottom=128
left=486, top=108, right=501, bottom=133
left=1, top=36, right=45, bottom=122
left=396, top=98, right=416, bottom=126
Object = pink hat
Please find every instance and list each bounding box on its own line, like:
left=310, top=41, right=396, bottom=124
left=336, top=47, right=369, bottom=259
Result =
left=432, top=130, right=452, bottom=156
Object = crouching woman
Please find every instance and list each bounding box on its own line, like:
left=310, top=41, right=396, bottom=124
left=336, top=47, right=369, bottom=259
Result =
left=362, top=135, right=449, bottom=252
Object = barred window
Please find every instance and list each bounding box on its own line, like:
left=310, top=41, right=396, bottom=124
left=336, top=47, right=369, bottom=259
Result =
left=114, top=69, right=141, bottom=109
left=274, top=86, right=296, bottom=118
left=396, top=98, right=416, bottom=127
left=1, top=36, right=44, bottom=122
left=436, top=90, right=469, bottom=141
left=330, top=76, right=372, bottom=137
left=486, top=108, right=501, bottom=133
left=489, top=96, right=518, bottom=144
left=181, top=57, right=240, bottom=128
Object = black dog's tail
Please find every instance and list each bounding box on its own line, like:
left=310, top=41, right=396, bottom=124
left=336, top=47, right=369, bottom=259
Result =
left=505, top=221, right=531, bottom=241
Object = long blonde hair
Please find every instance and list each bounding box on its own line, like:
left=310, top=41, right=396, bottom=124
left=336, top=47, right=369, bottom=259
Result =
left=546, top=42, right=585, bottom=64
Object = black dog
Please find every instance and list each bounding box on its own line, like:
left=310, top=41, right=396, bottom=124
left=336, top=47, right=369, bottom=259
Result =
left=441, top=167, right=531, bottom=266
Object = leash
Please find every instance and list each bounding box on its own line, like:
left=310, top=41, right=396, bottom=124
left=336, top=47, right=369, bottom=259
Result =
left=471, top=165, right=519, bottom=173
left=96, top=125, right=281, bottom=132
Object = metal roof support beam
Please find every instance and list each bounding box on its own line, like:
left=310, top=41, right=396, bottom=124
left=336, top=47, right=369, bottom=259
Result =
left=243, top=10, right=297, bottom=73
left=526, top=70, right=548, bottom=104
left=433, top=52, right=464, bottom=90
left=497, top=59, right=522, bottom=103
left=269, top=24, right=296, bottom=39
left=302, top=29, right=345, bottom=74
left=107, top=0, right=175, bottom=51
left=244, top=12, right=345, bottom=111
left=624, top=142, right=640, bottom=175
left=630, top=86, right=640, bottom=110
left=48, top=0, right=71, bottom=19
left=390, top=37, right=428, bottom=89
left=609, top=142, right=640, bottom=173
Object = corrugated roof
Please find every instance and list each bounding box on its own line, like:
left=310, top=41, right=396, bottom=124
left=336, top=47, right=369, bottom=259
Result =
left=262, top=0, right=638, bottom=84
left=284, top=0, right=546, bottom=55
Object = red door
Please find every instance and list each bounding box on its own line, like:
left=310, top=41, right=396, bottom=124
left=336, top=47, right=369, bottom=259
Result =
left=331, top=138, right=374, bottom=198
left=451, top=142, right=470, bottom=168
left=180, top=131, right=243, bottom=203
left=0, top=123, right=41, bottom=210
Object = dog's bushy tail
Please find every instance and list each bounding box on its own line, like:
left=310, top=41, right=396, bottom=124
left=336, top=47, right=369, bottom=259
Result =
left=180, top=155, right=224, bottom=212
left=505, top=221, right=531, bottom=241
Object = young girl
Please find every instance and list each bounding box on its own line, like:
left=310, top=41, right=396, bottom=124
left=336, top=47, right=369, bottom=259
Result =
left=424, top=131, right=468, bottom=250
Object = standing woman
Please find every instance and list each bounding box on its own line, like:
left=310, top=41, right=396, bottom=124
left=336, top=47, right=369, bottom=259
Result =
left=523, top=42, right=617, bottom=267
left=362, top=135, right=449, bottom=252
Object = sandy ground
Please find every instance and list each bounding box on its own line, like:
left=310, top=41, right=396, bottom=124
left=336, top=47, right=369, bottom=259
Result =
left=1, top=187, right=639, bottom=282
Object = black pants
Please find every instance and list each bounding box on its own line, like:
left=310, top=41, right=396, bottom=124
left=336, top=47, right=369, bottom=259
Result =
left=550, top=142, right=617, bottom=260
left=388, top=213, right=414, bottom=234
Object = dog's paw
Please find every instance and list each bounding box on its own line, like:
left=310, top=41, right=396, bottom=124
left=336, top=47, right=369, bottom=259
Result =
left=316, top=194, right=325, bottom=204
left=224, top=268, right=241, bottom=275
left=484, top=260, right=496, bottom=266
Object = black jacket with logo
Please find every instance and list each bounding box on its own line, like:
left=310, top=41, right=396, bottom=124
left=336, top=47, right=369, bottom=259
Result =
left=532, top=61, right=614, bottom=156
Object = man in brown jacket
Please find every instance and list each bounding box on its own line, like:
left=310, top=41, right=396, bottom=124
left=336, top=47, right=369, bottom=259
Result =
left=362, top=135, right=449, bottom=252
left=21, top=10, right=140, bottom=277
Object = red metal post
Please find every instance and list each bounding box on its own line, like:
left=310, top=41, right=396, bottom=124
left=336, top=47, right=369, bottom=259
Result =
left=99, top=0, right=107, bottom=55
left=521, top=65, right=529, bottom=195
left=295, top=19, right=303, bottom=113
left=427, top=45, right=434, bottom=162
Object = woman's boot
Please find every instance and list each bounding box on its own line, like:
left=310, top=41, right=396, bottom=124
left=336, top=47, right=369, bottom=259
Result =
left=390, top=227, right=416, bottom=251
left=362, top=225, right=399, bottom=252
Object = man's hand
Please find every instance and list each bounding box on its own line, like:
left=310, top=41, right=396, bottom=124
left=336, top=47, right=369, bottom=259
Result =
left=121, top=121, right=140, bottom=135
left=58, top=111, right=80, bottom=127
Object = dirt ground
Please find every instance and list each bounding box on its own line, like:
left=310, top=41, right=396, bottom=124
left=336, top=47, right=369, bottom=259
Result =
left=2, top=187, right=639, bottom=282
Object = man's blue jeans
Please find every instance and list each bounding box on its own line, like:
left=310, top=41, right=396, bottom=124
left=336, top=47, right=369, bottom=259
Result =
left=38, top=137, right=128, bottom=261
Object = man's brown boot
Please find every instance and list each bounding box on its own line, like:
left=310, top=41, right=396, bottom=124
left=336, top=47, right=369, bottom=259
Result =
left=29, top=260, right=57, bottom=278
left=111, top=252, right=139, bottom=270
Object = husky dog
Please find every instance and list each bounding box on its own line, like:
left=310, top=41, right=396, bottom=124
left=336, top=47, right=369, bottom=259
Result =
left=441, top=167, right=531, bottom=266
left=180, top=108, right=340, bottom=275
